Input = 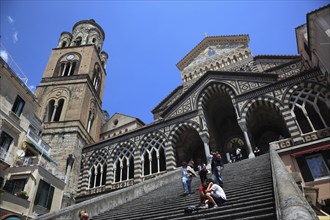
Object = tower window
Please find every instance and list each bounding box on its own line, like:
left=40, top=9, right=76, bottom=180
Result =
left=87, top=111, right=95, bottom=133
left=47, top=99, right=65, bottom=122
left=61, top=41, right=67, bottom=48
left=76, top=37, right=82, bottom=46
left=92, top=64, right=102, bottom=95
left=92, top=38, right=96, bottom=43
left=11, top=95, right=25, bottom=117
left=60, top=61, right=77, bottom=76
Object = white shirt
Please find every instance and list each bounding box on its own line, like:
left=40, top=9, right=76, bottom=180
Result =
left=211, top=184, right=226, bottom=200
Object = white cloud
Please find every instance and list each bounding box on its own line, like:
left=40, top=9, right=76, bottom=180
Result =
left=0, top=50, right=9, bottom=62
left=28, top=85, right=36, bottom=92
left=8, top=16, right=15, bottom=24
left=13, top=32, right=18, bottom=43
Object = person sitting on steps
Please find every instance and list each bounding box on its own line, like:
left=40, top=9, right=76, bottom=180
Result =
left=204, top=178, right=227, bottom=208
left=198, top=179, right=209, bottom=208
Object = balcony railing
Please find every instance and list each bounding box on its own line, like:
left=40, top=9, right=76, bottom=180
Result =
left=269, top=128, right=330, bottom=150
left=15, top=156, right=65, bottom=181
left=0, top=147, right=14, bottom=166
left=26, top=129, right=51, bottom=155
left=269, top=138, right=293, bottom=150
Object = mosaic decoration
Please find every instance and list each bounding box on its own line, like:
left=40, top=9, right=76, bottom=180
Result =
left=277, top=61, right=303, bottom=80
left=169, top=97, right=193, bottom=118
left=186, top=43, right=247, bottom=70
left=237, top=81, right=268, bottom=94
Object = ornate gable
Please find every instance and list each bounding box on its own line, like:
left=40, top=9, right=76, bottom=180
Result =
left=177, top=35, right=253, bottom=87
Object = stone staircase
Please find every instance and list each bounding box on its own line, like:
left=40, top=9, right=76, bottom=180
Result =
left=93, top=153, right=277, bottom=220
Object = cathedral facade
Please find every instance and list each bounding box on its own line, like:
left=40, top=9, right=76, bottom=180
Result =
left=66, top=5, right=328, bottom=204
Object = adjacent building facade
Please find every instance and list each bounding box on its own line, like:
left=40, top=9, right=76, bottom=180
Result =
left=0, top=57, right=65, bottom=218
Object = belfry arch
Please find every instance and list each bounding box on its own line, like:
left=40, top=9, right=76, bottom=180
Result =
left=197, top=82, right=244, bottom=162
left=244, top=98, right=290, bottom=154
left=169, top=122, right=205, bottom=167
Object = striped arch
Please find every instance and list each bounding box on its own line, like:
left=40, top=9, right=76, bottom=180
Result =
left=283, top=82, right=330, bottom=138
left=240, top=96, right=298, bottom=148
left=283, top=82, right=330, bottom=106
left=108, top=140, right=136, bottom=184
left=78, top=152, right=91, bottom=194
left=241, top=97, right=285, bottom=125
left=168, top=120, right=203, bottom=145
left=196, top=82, right=237, bottom=112
left=138, top=131, right=169, bottom=176
left=167, top=120, right=204, bottom=167
left=86, top=148, right=109, bottom=189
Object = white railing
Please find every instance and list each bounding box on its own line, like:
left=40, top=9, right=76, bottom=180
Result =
left=16, top=156, right=65, bottom=181
left=26, top=129, right=51, bottom=155
left=0, top=42, right=29, bottom=86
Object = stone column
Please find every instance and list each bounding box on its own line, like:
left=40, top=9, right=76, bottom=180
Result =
left=201, top=133, right=211, bottom=168
left=238, top=121, right=255, bottom=158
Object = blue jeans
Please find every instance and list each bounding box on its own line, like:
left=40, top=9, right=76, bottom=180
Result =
left=182, top=177, right=192, bottom=193
left=213, top=166, right=223, bottom=186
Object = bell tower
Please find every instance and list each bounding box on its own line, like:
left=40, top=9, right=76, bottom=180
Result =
left=34, top=19, right=108, bottom=206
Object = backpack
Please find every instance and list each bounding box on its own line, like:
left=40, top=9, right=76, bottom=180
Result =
left=184, top=205, right=197, bottom=214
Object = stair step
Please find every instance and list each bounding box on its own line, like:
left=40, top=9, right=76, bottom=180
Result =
left=93, top=153, right=276, bottom=220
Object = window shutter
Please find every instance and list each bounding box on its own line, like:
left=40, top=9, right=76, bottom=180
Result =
left=46, top=186, right=55, bottom=209
left=34, top=180, right=44, bottom=205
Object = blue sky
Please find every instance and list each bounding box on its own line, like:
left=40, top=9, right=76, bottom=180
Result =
left=1, top=1, right=328, bottom=124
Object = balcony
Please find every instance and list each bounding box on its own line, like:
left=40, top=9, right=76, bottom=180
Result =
left=0, top=191, right=30, bottom=217
left=15, top=156, right=65, bottom=181
left=26, top=128, right=51, bottom=155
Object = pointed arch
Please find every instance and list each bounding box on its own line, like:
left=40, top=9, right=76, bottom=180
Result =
left=284, top=82, right=330, bottom=134
left=138, top=131, right=168, bottom=176
left=110, top=141, right=136, bottom=183
left=87, top=148, right=109, bottom=189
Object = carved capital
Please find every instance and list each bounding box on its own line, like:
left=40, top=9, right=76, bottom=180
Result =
left=238, top=120, right=247, bottom=131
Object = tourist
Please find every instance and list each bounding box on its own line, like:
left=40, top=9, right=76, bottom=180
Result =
left=181, top=162, right=192, bottom=195
left=211, top=152, right=224, bottom=187
left=198, top=179, right=209, bottom=208
left=205, top=178, right=227, bottom=208
left=236, top=147, right=242, bottom=161
left=254, top=147, right=260, bottom=156
left=197, top=158, right=207, bottom=184
left=79, top=210, right=90, bottom=220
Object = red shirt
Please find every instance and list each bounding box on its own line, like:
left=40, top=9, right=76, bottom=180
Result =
left=199, top=185, right=207, bottom=193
